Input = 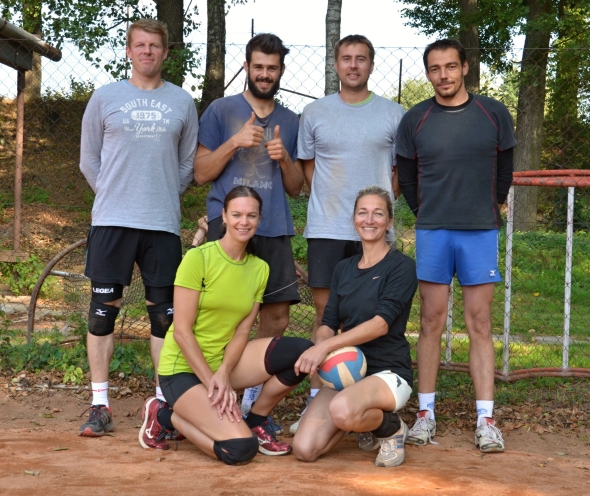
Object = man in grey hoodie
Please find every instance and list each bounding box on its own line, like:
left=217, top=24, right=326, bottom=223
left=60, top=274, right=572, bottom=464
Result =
left=78, top=19, right=198, bottom=446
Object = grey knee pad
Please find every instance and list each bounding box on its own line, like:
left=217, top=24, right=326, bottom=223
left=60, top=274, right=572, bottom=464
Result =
left=147, top=302, right=174, bottom=339
left=88, top=301, right=120, bottom=336
left=264, top=336, right=314, bottom=386
left=213, top=435, right=259, bottom=465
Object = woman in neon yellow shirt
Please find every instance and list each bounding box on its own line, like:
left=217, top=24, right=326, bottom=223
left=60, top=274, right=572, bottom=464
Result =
left=138, top=186, right=312, bottom=464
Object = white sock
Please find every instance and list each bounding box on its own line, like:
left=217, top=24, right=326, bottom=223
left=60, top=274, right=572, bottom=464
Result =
left=155, top=386, right=166, bottom=402
left=241, top=384, right=263, bottom=413
left=310, top=388, right=320, bottom=398
left=476, top=400, right=494, bottom=426
left=418, top=392, right=436, bottom=419
left=91, top=381, right=109, bottom=407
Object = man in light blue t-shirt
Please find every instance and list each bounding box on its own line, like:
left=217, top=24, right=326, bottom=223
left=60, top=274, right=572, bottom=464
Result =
left=194, top=34, right=304, bottom=425
left=79, top=19, right=198, bottom=446
left=292, top=34, right=405, bottom=435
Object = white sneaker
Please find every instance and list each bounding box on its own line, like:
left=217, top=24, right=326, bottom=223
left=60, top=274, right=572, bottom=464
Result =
left=406, top=410, right=438, bottom=446
left=375, top=419, right=408, bottom=467
left=475, top=418, right=505, bottom=453
left=358, top=431, right=380, bottom=451
left=289, top=395, right=313, bottom=435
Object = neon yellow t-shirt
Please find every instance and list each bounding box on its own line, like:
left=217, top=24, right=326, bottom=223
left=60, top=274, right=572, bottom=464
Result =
left=158, top=241, right=269, bottom=376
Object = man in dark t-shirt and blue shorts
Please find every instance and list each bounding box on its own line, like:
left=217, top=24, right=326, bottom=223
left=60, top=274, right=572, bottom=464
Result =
left=396, top=39, right=516, bottom=453
left=194, top=34, right=303, bottom=431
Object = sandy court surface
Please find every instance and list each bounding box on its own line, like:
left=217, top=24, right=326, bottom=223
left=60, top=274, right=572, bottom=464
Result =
left=2, top=392, right=590, bottom=496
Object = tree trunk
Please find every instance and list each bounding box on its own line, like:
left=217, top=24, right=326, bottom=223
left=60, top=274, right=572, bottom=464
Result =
left=553, top=0, right=580, bottom=169
left=155, top=0, right=185, bottom=87
left=513, top=0, right=552, bottom=232
left=459, top=0, right=480, bottom=93
left=325, top=0, right=342, bottom=95
left=199, top=0, right=226, bottom=116
left=22, top=0, right=42, bottom=102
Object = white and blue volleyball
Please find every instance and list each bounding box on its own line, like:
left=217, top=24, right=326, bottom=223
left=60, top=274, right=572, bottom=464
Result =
left=318, top=346, right=367, bottom=391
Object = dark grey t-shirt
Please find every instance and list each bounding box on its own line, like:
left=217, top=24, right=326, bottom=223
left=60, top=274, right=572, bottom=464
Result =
left=396, top=94, right=516, bottom=230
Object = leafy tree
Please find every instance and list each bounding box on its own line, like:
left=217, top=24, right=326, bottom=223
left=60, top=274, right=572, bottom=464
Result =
left=390, top=77, right=434, bottom=110
left=2, top=0, right=201, bottom=84
left=199, top=0, right=249, bottom=115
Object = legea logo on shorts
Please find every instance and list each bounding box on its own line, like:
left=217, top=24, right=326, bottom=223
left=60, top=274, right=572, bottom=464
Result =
left=93, top=287, right=115, bottom=293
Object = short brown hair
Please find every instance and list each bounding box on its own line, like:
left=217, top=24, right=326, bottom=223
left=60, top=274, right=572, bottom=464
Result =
left=335, top=35, right=375, bottom=62
left=127, top=19, right=168, bottom=48
left=423, top=39, right=467, bottom=70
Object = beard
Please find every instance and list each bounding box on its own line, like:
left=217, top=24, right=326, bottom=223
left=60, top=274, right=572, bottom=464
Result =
left=434, top=77, right=464, bottom=99
left=247, top=72, right=281, bottom=99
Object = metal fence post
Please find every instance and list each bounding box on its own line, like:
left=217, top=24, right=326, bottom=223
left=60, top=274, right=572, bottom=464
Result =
left=502, top=186, right=515, bottom=378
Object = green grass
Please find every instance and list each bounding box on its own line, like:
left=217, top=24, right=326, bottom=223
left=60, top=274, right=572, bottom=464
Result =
left=433, top=371, right=589, bottom=407
left=405, top=336, right=590, bottom=370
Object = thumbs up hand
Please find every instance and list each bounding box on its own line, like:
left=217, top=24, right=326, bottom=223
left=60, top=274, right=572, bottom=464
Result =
left=233, top=111, right=264, bottom=148
left=265, top=125, right=287, bottom=161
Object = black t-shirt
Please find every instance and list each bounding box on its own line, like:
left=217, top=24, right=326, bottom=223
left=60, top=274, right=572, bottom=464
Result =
left=321, top=249, right=417, bottom=386
left=396, top=93, right=517, bottom=230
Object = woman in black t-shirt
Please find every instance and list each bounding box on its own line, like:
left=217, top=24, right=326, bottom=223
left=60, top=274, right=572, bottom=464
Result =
left=293, top=186, right=417, bottom=468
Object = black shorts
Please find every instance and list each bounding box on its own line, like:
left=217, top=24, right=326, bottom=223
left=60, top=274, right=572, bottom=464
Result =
left=85, top=226, right=182, bottom=287
left=307, top=238, right=363, bottom=288
left=208, top=217, right=300, bottom=304
left=158, top=373, right=202, bottom=407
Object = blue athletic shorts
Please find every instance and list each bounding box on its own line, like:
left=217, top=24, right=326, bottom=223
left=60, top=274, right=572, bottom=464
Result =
left=415, top=229, right=501, bottom=286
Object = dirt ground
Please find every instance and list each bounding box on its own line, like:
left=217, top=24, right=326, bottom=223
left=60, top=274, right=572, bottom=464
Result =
left=2, top=389, right=589, bottom=496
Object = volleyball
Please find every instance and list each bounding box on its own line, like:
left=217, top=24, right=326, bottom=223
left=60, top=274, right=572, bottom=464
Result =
left=318, top=346, right=367, bottom=391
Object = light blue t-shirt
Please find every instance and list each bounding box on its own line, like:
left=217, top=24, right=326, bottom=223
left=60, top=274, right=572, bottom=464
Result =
left=198, top=94, right=299, bottom=237
left=298, top=93, right=405, bottom=241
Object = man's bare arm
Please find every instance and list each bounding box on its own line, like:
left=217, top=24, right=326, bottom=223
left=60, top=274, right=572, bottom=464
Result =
left=265, top=125, right=304, bottom=197
left=302, top=158, right=315, bottom=192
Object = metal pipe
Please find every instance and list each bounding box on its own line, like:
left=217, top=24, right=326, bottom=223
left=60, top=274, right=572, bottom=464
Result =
left=503, top=186, right=514, bottom=378
left=397, top=59, right=402, bottom=105
left=0, top=17, right=62, bottom=61
left=27, top=238, right=88, bottom=343
left=562, top=186, right=574, bottom=370
left=14, top=68, right=24, bottom=253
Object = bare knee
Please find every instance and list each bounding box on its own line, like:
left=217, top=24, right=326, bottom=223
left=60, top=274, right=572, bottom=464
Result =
left=293, top=438, right=321, bottom=462
left=258, top=303, right=290, bottom=338
left=328, top=395, right=358, bottom=432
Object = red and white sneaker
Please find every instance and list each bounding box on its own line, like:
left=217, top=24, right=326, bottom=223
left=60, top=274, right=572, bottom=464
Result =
left=475, top=418, right=505, bottom=453
left=138, top=397, right=169, bottom=450
left=251, top=422, right=292, bottom=456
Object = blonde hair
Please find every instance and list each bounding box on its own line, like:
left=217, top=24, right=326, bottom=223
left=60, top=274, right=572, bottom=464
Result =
left=127, top=19, right=168, bottom=48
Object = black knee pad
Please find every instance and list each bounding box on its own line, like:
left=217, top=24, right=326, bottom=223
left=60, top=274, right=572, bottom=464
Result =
left=147, top=302, right=174, bottom=339
left=371, top=411, right=401, bottom=439
left=88, top=301, right=120, bottom=336
left=264, top=336, right=314, bottom=386
left=90, top=281, right=124, bottom=303
left=145, top=285, right=174, bottom=305
left=213, top=435, right=259, bottom=465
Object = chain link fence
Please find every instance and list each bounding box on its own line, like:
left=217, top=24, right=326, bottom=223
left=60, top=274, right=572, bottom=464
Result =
left=1, top=41, right=589, bottom=379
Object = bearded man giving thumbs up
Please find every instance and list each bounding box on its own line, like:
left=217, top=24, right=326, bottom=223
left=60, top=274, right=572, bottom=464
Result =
left=194, top=33, right=303, bottom=352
